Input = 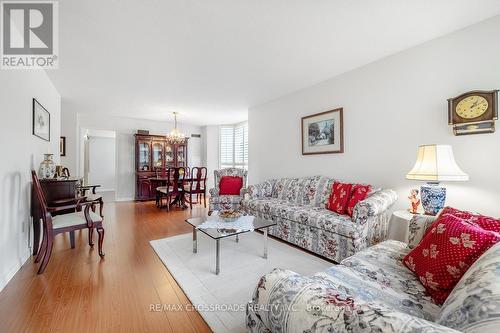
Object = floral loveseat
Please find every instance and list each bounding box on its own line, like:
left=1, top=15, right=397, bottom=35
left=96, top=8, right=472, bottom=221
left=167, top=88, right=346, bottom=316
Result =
left=246, top=216, right=500, bottom=333
left=242, top=176, right=397, bottom=262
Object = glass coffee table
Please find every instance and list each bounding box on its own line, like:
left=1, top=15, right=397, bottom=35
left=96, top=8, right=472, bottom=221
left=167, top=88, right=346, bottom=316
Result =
left=185, top=216, right=277, bottom=275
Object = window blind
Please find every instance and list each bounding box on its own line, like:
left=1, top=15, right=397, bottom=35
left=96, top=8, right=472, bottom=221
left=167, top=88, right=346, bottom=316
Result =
left=219, top=122, right=248, bottom=169
left=220, top=126, right=234, bottom=168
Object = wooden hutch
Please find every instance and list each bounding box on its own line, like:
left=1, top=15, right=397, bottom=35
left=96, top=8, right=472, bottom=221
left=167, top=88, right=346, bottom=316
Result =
left=134, top=133, right=188, bottom=201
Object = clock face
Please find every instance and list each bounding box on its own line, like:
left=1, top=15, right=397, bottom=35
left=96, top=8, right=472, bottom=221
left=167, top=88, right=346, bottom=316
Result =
left=455, top=95, right=489, bottom=119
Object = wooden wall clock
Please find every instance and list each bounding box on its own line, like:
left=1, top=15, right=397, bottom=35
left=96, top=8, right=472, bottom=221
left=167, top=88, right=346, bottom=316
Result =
left=448, top=90, right=498, bottom=135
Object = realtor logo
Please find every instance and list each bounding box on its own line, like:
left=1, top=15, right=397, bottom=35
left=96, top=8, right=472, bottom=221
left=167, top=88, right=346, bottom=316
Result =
left=1, top=1, right=58, bottom=69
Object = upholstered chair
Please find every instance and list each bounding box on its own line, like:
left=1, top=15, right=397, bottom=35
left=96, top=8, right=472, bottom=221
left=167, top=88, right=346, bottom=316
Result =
left=208, top=168, right=248, bottom=215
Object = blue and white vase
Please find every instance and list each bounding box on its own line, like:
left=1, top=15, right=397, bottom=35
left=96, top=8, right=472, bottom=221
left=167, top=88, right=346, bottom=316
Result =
left=38, top=153, right=56, bottom=179
left=420, top=183, right=446, bottom=215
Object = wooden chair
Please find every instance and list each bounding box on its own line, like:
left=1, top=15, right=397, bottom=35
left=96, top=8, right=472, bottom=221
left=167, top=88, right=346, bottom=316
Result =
left=183, top=167, right=207, bottom=209
left=157, top=167, right=186, bottom=210
left=32, top=171, right=105, bottom=274
left=156, top=167, right=171, bottom=208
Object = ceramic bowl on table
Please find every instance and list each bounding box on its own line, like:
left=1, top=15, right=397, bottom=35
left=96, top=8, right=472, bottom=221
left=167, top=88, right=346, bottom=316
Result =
left=218, top=210, right=242, bottom=222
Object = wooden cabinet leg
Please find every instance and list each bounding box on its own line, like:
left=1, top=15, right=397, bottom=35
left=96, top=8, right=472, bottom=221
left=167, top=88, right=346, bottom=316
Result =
left=70, top=231, right=76, bottom=249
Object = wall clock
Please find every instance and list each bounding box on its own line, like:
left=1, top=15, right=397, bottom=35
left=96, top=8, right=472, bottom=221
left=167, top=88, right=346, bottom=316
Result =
left=448, top=90, right=498, bottom=135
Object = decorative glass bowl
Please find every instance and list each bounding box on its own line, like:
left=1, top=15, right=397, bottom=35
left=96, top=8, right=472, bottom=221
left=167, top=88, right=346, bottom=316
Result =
left=218, top=210, right=242, bottom=222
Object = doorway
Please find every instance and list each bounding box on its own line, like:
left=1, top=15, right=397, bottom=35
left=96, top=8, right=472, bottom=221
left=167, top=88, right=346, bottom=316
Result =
left=83, top=129, right=116, bottom=202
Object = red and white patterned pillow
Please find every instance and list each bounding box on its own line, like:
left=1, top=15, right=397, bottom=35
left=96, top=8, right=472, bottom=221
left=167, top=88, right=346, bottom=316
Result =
left=439, top=207, right=500, bottom=234
left=346, top=184, right=372, bottom=217
left=403, top=214, right=500, bottom=304
left=326, top=182, right=353, bottom=215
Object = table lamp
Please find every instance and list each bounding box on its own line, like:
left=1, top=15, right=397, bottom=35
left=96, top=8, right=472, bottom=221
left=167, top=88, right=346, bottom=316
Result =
left=406, top=144, right=468, bottom=215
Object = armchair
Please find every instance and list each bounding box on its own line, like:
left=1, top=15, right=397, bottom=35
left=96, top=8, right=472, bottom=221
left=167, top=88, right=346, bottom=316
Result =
left=32, top=171, right=105, bottom=274
left=208, top=168, right=248, bottom=215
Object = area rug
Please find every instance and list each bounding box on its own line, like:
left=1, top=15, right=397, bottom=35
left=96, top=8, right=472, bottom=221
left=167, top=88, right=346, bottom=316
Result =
left=150, top=232, right=332, bottom=333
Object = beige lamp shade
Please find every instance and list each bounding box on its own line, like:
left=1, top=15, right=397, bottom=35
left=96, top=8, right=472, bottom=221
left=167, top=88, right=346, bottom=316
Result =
left=406, top=144, right=469, bottom=182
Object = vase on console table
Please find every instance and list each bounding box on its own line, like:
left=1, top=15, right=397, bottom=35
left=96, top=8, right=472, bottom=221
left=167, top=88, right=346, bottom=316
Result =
left=38, top=153, right=56, bottom=179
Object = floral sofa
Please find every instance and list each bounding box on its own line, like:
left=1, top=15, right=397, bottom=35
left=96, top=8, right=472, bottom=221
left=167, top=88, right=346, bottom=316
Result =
left=246, top=215, right=500, bottom=333
left=242, top=176, right=397, bottom=262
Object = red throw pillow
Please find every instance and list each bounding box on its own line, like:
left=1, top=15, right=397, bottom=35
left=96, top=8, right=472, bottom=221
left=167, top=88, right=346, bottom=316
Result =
left=403, top=214, right=499, bottom=304
left=326, top=182, right=353, bottom=215
left=219, top=176, right=243, bottom=195
left=346, top=184, right=372, bottom=217
left=440, top=207, right=500, bottom=234
left=421, top=207, right=500, bottom=241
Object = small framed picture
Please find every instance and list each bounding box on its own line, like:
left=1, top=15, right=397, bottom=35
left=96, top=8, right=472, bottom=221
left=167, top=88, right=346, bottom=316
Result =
left=60, top=136, right=66, bottom=156
left=33, top=98, right=50, bottom=141
left=301, top=108, right=344, bottom=155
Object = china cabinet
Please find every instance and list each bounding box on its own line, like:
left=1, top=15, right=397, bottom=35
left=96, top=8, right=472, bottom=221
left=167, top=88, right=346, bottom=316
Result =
left=134, top=134, right=188, bottom=200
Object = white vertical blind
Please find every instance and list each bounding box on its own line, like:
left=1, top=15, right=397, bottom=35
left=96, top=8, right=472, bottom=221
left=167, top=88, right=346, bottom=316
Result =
left=220, top=126, right=234, bottom=168
left=220, top=122, right=248, bottom=169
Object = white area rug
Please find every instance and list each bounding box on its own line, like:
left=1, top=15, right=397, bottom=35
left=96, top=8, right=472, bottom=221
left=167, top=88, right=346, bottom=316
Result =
left=150, top=232, right=332, bottom=333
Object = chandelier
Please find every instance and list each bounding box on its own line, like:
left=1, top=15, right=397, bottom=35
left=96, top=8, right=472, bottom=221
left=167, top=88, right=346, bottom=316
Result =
left=166, top=112, right=186, bottom=144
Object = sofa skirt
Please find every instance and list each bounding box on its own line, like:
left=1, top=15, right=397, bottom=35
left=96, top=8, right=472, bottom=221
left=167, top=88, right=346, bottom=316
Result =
left=260, top=215, right=365, bottom=263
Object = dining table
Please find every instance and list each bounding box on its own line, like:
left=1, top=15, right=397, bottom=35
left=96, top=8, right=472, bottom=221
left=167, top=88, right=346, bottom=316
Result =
left=148, top=176, right=195, bottom=209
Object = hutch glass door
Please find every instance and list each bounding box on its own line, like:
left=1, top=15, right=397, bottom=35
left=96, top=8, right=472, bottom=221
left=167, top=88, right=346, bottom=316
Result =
left=165, top=144, right=175, bottom=168
left=138, top=140, right=151, bottom=171
left=177, top=145, right=186, bottom=167
left=152, top=141, right=164, bottom=170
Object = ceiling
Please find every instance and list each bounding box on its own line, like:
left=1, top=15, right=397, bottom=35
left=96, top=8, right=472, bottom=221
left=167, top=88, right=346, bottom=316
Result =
left=48, top=0, right=500, bottom=126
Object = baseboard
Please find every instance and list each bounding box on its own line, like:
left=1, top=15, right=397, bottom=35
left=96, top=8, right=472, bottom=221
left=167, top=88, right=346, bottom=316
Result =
left=96, top=188, right=115, bottom=193
left=0, top=250, right=31, bottom=293
left=115, top=197, right=134, bottom=202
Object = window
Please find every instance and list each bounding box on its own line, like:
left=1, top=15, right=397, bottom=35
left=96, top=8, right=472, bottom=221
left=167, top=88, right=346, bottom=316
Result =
left=219, top=122, right=248, bottom=169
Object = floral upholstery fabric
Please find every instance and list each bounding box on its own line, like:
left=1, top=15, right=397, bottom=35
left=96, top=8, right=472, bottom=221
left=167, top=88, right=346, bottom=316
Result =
left=247, top=179, right=277, bottom=199
left=337, top=240, right=440, bottom=320
left=243, top=176, right=397, bottom=263
left=208, top=168, right=248, bottom=213
left=438, top=242, right=500, bottom=332
left=408, top=214, right=438, bottom=248
left=244, top=198, right=360, bottom=238
left=246, top=242, right=460, bottom=332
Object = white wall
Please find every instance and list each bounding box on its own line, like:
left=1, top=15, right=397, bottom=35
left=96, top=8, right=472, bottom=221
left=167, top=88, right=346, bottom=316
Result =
left=87, top=136, right=116, bottom=191
left=249, top=16, right=500, bottom=217
left=202, top=125, right=220, bottom=190
left=0, top=70, right=61, bottom=291
left=60, top=101, right=77, bottom=174
left=60, top=113, right=204, bottom=201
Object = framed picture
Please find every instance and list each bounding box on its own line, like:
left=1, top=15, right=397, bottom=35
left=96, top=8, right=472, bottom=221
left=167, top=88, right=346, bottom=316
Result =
left=301, top=108, right=344, bottom=155
left=33, top=98, right=50, bottom=141
left=60, top=136, right=66, bottom=156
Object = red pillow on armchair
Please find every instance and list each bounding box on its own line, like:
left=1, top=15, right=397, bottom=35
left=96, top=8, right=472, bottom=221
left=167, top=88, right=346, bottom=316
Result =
left=219, top=176, right=243, bottom=195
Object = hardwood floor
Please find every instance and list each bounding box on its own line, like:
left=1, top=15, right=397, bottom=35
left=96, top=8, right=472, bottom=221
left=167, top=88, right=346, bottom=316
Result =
left=0, top=201, right=212, bottom=333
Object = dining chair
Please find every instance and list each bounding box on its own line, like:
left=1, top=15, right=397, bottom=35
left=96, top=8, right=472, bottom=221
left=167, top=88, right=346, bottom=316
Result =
left=32, top=171, right=105, bottom=274
left=157, top=167, right=186, bottom=210
left=183, top=167, right=207, bottom=209
left=156, top=167, right=171, bottom=208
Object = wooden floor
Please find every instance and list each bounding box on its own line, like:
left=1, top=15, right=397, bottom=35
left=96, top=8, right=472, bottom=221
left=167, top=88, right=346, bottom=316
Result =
left=0, top=201, right=213, bottom=333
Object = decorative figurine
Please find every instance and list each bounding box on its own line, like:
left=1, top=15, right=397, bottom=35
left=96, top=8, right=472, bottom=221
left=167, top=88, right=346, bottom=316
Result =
left=408, top=188, right=420, bottom=214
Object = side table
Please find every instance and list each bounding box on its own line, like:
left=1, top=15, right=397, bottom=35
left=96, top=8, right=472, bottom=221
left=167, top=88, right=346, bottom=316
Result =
left=388, top=210, right=415, bottom=242
left=388, top=210, right=437, bottom=243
